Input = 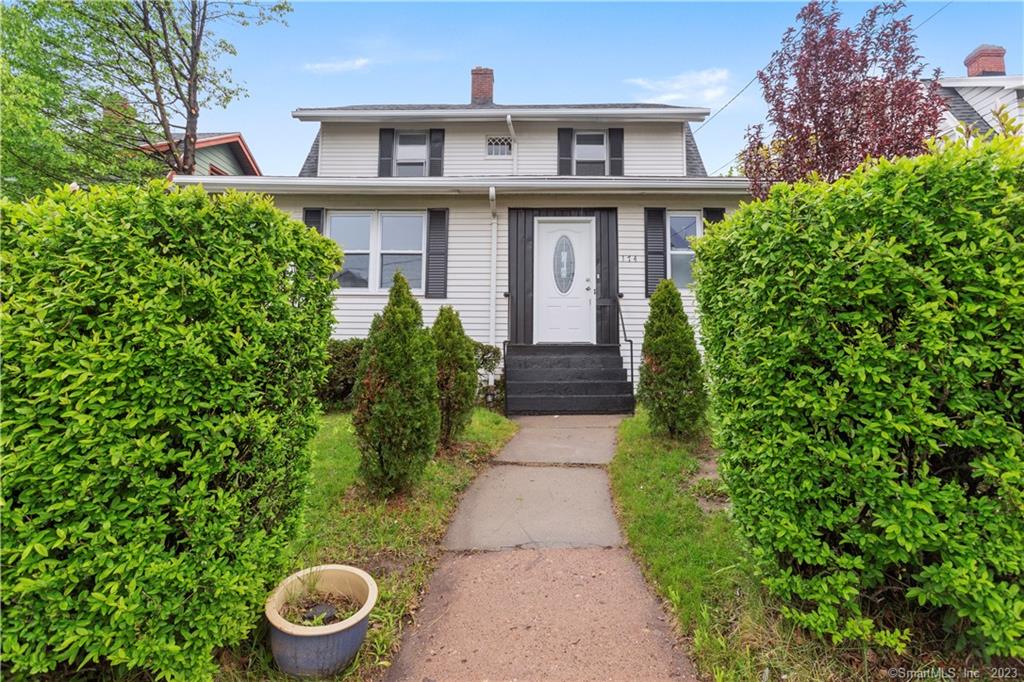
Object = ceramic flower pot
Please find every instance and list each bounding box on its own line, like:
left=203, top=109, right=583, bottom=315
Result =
left=265, top=564, right=378, bottom=677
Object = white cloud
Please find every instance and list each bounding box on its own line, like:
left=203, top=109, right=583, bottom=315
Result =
left=303, top=57, right=371, bottom=74
left=626, top=68, right=731, bottom=106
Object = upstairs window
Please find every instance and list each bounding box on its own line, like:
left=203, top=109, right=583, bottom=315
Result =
left=486, top=135, right=513, bottom=157
left=667, top=212, right=702, bottom=289
left=394, top=130, right=427, bottom=176
left=574, top=131, right=607, bottom=176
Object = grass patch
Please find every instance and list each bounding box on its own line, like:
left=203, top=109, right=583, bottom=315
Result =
left=219, top=408, right=517, bottom=680
left=609, top=410, right=859, bottom=681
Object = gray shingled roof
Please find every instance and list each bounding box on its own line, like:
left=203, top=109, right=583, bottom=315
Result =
left=169, top=132, right=240, bottom=141
left=937, top=86, right=992, bottom=132
left=299, top=131, right=320, bottom=177
left=682, top=122, right=706, bottom=177
left=294, top=102, right=686, bottom=112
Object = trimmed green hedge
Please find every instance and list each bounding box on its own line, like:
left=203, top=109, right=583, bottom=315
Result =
left=1, top=182, right=341, bottom=678
left=695, top=134, right=1024, bottom=655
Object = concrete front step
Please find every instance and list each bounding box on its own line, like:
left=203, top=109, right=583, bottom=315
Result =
left=506, top=394, right=636, bottom=415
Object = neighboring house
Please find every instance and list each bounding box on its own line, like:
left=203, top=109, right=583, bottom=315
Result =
left=937, top=45, right=1024, bottom=136
left=146, top=132, right=261, bottom=175
left=174, top=67, right=749, bottom=414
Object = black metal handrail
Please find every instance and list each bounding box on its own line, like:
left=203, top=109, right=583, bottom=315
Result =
left=615, top=293, right=634, bottom=388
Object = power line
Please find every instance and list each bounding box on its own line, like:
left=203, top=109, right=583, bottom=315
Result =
left=913, top=1, right=952, bottom=29
left=711, top=150, right=742, bottom=177
left=693, top=74, right=759, bottom=133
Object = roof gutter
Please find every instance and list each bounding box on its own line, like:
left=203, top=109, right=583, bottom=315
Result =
left=171, top=175, right=750, bottom=196
left=291, top=107, right=710, bottom=123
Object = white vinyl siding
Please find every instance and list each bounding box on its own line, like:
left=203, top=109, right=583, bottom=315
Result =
left=273, top=193, right=740, bottom=386
left=314, top=121, right=688, bottom=177
left=959, top=86, right=1022, bottom=128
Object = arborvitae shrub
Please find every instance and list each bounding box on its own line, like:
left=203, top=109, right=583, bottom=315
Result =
left=317, top=338, right=366, bottom=410
left=0, top=182, right=340, bottom=678
left=432, top=306, right=477, bottom=448
left=637, top=279, right=707, bottom=438
left=695, top=133, right=1024, bottom=656
left=353, top=273, right=439, bottom=495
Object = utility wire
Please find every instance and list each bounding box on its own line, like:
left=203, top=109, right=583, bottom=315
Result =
left=913, top=1, right=952, bottom=29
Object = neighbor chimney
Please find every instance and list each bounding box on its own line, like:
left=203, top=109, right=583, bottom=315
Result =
left=471, top=67, right=494, bottom=105
left=964, top=44, right=1006, bottom=77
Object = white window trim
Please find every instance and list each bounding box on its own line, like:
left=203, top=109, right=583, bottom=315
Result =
left=666, top=210, right=703, bottom=290
left=573, top=129, right=609, bottom=176
left=394, top=130, right=428, bottom=177
left=326, top=209, right=427, bottom=294
left=485, top=134, right=514, bottom=159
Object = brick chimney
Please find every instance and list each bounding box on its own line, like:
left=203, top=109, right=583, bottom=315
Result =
left=471, top=67, right=494, bottom=105
left=964, top=44, right=1006, bottom=77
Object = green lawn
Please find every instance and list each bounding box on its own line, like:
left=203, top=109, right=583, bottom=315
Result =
left=608, top=410, right=858, bottom=682
left=219, top=408, right=517, bottom=681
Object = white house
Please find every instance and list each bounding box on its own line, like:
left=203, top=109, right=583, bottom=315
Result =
left=937, top=45, right=1024, bottom=136
left=174, top=67, right=750, bottom=413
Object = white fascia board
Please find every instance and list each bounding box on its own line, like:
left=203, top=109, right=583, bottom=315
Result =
left=172, top=175, right=750, bottom=196
left=291, top=107, right=711, bottom=123
left=938, top=75, right=1024, bottom=89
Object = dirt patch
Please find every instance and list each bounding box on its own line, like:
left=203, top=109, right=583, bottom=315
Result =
left=685, top=443, right=731, bottom=513
left=361, top=548, right=415, bottom=580
left=280, top=590, right=362, bottom=626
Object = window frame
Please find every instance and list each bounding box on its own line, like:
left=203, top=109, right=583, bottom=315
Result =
left=666, top=210, right=703, bottom=290
left=485, top=135, right=514, bottom=159
left=393, top=129, right=428, bottom=177
left=573, top=129, right=608, bottom=176
left=325, top=209, right=427, bottom=294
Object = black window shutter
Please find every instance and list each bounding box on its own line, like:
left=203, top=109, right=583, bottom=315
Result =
left=424, top=209, right=448, bottom=298
left=608, top=128, right=624, bottom=176
left=378, top=128, right=395, bottom=177
left=303, top=207, right=324, bottom=235
left=557, top=128, right=574, bottom=175
left=644, top=207, right=667, bottom=297
left=428, top=129, right=445, bottom=176
left=703, top=207, right=726, bottom=224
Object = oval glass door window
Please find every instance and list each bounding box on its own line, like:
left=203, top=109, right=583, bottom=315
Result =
left=552, top=235, right=575, bottom=294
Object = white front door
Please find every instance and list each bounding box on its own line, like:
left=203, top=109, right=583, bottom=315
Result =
left=533, top=217, right=596, bottom=343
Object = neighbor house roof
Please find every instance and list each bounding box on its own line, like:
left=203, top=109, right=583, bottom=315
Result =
left=144, top=132, right=261, bottom=175
left=937, top=86, right=992, bottom=133
left=292, top=103, right=710, bottom=123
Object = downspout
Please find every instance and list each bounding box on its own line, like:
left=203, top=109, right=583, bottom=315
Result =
left=488, top=185, right=498, bottom=386
left=505, top=114, right=519, bottom=175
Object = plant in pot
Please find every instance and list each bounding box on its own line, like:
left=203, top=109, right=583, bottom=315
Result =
left=265, top=564, right=378, bottom=677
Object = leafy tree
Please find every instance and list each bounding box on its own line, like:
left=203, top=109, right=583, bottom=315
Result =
left=432, top=306, right=478, bottom=448
left=0, top=4, right=162, bottom=200
left=637, top=280, right=707, bottom=438
left=353, top=273, right=440, bottom=496
left=740, top=0, right=944, bottom=199
left=0, top=0, right=288, bottom=198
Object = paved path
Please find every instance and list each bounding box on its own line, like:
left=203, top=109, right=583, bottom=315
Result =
left=386, top=415, right=697, bottom=682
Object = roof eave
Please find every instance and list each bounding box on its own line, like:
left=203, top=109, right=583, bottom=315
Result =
left=291, top=107, right=710, bottom=123
left=172, top=175, right=750, bottom=196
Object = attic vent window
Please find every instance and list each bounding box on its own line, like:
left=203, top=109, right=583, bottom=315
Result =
left=486, top=136, right=513, bottom=157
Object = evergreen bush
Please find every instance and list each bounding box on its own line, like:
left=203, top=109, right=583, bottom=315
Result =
left=695, top=133, right=1024, bottom=656
left=317, top=338, right=365, bottom=410
left=637, top=279, right=707, bottom=438
left=432, top=306, right=477, bottom=448
left=353, top=273, right=439, bottom=495
left=0, top=182, right=340, bottom=678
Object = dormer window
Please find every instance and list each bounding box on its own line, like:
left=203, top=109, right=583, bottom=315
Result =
left=574, top=131, right=607, bottom=176
left=394, top=130, right=428, bottom=176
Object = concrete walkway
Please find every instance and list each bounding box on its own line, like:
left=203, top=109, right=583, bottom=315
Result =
left=386, top=415, right=697, bottom=682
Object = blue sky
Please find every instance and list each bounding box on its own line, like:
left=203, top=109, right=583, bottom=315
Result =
left=201, top=1, right=1024, bottom=176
